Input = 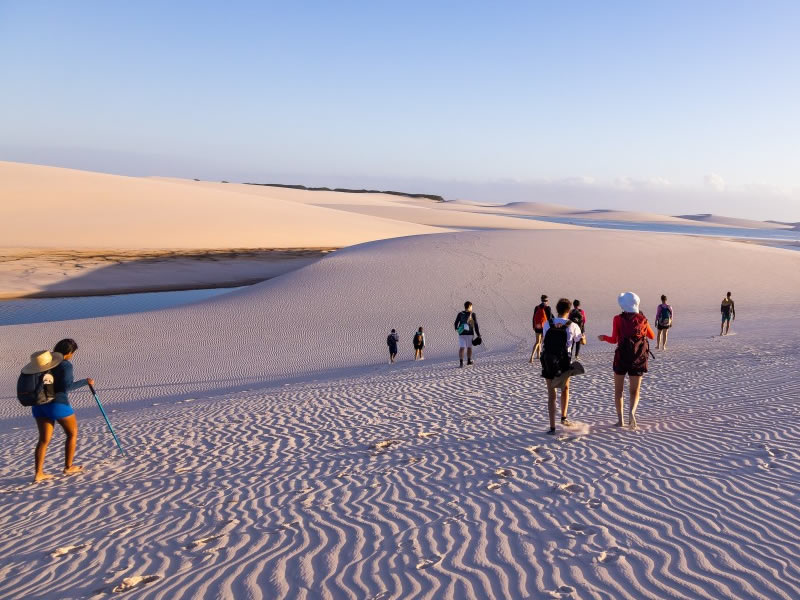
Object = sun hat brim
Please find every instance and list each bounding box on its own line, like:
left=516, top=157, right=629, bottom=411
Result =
left=21, top=352, right=64, bottom=375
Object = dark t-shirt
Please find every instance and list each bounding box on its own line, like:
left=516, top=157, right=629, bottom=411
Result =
left=455, top=311, right=480, bottom=337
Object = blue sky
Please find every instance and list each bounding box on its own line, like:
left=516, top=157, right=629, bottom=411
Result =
left=1, top=1, right=799, bottom=220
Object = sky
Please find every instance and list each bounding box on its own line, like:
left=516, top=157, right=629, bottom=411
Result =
left=1, top=1, right=799, bottom=221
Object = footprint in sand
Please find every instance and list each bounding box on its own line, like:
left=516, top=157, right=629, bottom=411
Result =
left=418, top=431, right=438, bottom=439
left=583, top=498, right=603, bottom=509
left=594, top=547, right=626, bottom=564
left=545, top=585, right=576, bottom=598
left=494, top=467, right=514, bottom=478
left=111, top=575, right=160, bottom=593
left=50, top=544, right=89, bottom=558
left=185, top=534, right=225, bottom=550
left=553, top=482, right=584, bottom=495
left=566, top=523, right=600, bottom=537
left=416, top=555, right=442, bottom=570
left=370, top=439, right=400, bottom=454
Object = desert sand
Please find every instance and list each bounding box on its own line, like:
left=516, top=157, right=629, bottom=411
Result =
left=1, top=163, right=799, bottom=599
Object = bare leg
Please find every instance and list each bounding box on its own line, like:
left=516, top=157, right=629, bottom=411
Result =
left=57, top=415, right=82, bottom=474
left=614, top=374, right=625, bottom=426
left=531, top=332, right=543, bottom=360
left=459, top=347, right=465, bottom=365
left=720, top=321, right=724, bottom=336
left=628, top=375, right=642, bottom=429
left=560, top=380, right=570, bottom=420
left=34, top=418, right=55, bottom=482
left=725, top=320, right=731, bottom=335
left=547, top=380, right=557, bottom=430
left=662, top=328, right=669, bottom=350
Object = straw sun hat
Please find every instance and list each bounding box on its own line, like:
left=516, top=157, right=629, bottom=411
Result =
left=21, top=351, right=64, bottom=375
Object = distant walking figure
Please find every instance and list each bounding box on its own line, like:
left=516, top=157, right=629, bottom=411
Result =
left=413, top=327, right=426, bottom=360
left=655, top=295, right=673, bottom=350
left=387, top=329, right=399, bottom=363
left=530, top=295, right=552, bottom=361
left=541, top=298, right=586, bottom=434
left=720, top=292, right=735, bottom=335
left=598, top=293, right=654, bottom=429
left=20, top=339, right=94, bottom=483
left=455, top=301, right=481, bottom=368
left=568, top=299, right=587, bottom=358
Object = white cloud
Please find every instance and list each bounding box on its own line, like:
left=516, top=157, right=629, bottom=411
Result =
left=704, top=173, right=726, bottom=192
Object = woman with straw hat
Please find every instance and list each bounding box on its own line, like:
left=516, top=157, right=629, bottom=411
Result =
left=24, top=339, right=94, bottom=482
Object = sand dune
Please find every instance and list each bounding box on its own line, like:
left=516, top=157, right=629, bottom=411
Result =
left=677, top=213, right=792, bottom=229
left=1, top=319, right=798, bottom=599
left=0, top=161, right=445, bottom=249
left=2, top=163, right=800, bottom=599
left=1, top=229, right=797, bottom=412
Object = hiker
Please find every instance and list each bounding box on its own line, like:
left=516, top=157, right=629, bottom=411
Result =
left=541, top=298, right=586, bottom=434
left=387, top=329, right=399, bottom=363
left=720, top=291, right=735, bottom=335
left=530, top=295, right=552, bottom=361
left=568, top=299, right=587, bottom=358
left=454, top=301, right=481, bottom=367
left=597, top=292, right=654, bottom=429
left=655, top=294, right=673, bottom=350
left=25, top=339, right=93, bottom=483
left=413, top=326, right=426, bottom=360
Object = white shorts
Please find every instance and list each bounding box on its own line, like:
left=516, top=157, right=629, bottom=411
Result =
left=458, top=335, right=473, bottom=349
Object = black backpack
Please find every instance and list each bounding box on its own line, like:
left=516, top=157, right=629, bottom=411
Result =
left=569, top=308, right=585, bottom=329
left=413, top=332, right=423, bottom=347
left=16, top=370, right=56, bottom=407
left=540, top=322, right=571, bottom=379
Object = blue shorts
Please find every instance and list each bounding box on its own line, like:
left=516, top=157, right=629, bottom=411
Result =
left=721, top=313, right=732, bottom=322
left=32, top=402, right=74, bottom=421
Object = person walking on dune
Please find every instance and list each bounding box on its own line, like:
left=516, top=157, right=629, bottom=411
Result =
left=413, top=326, right=426, bottom=360
left=455, top=301, right=481, bottom=368
left=655, top=294, right=673, bottom=350
left=541, top=298, right=586, bottom=434
left=530, top=295, right=552, bottom=362
left=598, top=293, right=654, bottom=429
left=387, top=329, right=399, bottom=363
left=20, top=338, right=94, bottom=483
left=569, top=299, right=587, bottom=358
left=720, top=291, right=735, bottom=336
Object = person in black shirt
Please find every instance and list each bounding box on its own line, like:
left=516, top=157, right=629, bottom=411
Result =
left=454, top=301, right=481, bottom=367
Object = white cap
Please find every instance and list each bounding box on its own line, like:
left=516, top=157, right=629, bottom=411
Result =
left=618, top=292, right=640, bottom=313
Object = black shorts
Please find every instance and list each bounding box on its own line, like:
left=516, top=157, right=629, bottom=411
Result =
left=656, top=324, right=671, bottom=331
left=534, top=328, right=543, bottom=335
left=613, top=366, right=646, bottom=377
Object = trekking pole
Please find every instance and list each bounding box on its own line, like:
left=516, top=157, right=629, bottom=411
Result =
left=88, top=383, right=126, bottom=456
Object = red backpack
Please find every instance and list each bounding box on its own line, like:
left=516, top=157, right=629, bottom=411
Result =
left=533, top=305, right=548, bottom=329
left=614, top=313, right=651, bottom=373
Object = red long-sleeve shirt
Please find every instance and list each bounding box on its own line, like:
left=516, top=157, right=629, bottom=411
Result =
left=599, top=314, right=655, bottom=344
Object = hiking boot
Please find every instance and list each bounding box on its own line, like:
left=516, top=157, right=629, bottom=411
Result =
left=460, top=359, right=464, bottom=368
left=467, top=360, right=474, bottom=366
left=547, top=427, right=556, bottom=435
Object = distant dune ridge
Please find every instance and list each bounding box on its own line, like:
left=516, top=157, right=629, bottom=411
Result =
left=1, top=161, right=800, bottom=599
left=676, top=213, right=793, bottom=229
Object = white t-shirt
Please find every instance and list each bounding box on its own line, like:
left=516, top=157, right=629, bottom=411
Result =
left=543, top=317, right=584, bottom=350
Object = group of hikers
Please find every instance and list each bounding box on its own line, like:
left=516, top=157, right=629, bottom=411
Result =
left=385, top=291, right=735, bottom=436
left=19, top=293, right=735, bottom=482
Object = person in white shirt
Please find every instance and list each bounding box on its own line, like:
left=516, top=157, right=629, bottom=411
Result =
left=541, top=298, right=586, bottom=434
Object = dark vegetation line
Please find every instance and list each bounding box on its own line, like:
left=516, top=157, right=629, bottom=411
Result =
left=242, top=182, right=445, bottom=203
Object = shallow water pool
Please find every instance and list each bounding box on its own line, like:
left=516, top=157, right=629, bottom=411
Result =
left=0, top=287, right=243, bottom=326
